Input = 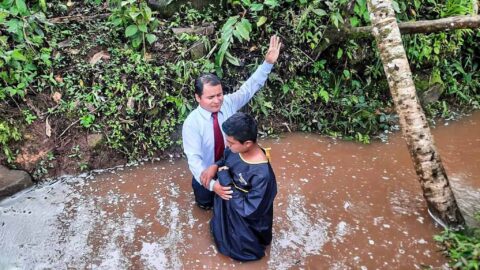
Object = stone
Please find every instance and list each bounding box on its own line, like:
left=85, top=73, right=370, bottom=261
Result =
left=451, top=179, right=480, bottom=228
left=171, top=25, right=215, bottom=36
left=0, top=165, right=34, bottom=200
left=87, top=133, right=104, bottom=149
left=190, top=42, right=206, bottom=60
left=420, top=83, right=444, bottom=105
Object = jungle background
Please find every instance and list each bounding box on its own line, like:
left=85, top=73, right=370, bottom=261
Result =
left=1, top=0, right=479, bottom=177
left=1, top=0, right=479, bottom=268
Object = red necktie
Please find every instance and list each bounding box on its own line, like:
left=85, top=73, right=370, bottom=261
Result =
left=212, top=112, right=225, bottom=162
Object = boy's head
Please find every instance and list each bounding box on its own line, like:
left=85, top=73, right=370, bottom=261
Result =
left=222, top=112, right=257, bottom=153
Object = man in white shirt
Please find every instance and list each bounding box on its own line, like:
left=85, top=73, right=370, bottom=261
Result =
left=182, top=35, right=281, bottom=210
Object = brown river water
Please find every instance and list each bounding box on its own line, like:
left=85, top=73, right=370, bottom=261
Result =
left=1, top=112, right=479, bottom=269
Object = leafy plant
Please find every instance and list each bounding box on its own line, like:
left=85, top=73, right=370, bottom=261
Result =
left=215, top=15, right=252, bottom=74
left=435, top=214, right=480, bottom=270
left=32, top=151, right=55, bottom=179
left=109, top=0, right=159, bottom=56
left=0, top=0, right=52, bottom=100
left=215, top=0, right=283, bottom=75
left=0, top=120, right=21, bottom=163
left=22, top=109, right=37, bottom=124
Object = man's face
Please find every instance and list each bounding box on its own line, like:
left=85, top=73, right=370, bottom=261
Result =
left=226, top=135, right=250, bottom=154
left=195, top=83, right=223, bottom=113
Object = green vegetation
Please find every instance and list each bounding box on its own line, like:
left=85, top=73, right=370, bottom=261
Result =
left=109, top=0, right=160, bottom=56
left=435, top=213, right=480, bottom=269
left=0, top=0, right=478, bottom=173
left=0, top=120, right=21, bottom=163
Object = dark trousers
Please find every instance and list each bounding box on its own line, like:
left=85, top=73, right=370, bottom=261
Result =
left=192, top=176, right=214, bottom=208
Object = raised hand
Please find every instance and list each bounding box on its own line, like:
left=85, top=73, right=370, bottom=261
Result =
left=265, top=35, right=282, bottom=64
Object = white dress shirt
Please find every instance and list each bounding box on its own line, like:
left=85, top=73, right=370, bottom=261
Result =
left=182, top=61, right=273, bottom=189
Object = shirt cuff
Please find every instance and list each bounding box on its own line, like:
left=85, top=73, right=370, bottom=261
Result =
left=262, top=61, right=274, bottom=71
left=208, top=179, right=217, bottom=191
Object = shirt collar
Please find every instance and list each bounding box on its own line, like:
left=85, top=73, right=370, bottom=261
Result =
left=197, top=105, right=224, bottom=120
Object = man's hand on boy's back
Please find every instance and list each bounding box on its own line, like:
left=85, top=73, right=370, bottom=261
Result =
left=201, top=164, right=232, bottom=200
left=200, top=164, right=219, bottom=188
left=213, top=182, right=233, bottom=200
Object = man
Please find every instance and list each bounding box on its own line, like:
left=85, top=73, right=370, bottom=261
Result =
left=208, top=112, right=277, bottom=261
left=182, top=35, right=281, bottom=210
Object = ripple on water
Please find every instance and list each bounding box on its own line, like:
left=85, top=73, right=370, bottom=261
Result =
left=268, top=191, right=332, bottom=269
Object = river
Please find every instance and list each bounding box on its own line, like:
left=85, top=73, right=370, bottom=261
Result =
left=1, top=111, right=479, bottom=269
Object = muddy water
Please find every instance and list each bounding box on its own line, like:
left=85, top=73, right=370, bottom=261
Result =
left=1, top=112, right=479, bottom=269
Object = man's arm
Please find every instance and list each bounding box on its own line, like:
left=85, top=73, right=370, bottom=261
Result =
left=200, top=148, right=229, bottom=187
left=200, top=164, right=218, bottom=187
left=182, top=120, right=205, bottom=183
left=199, top=164, right=232, bottom=199
left=225, top=35, right=282, bottom=111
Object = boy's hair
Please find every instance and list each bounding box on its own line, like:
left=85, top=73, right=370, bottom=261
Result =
left=222, top=112, right=257, bottom=144
left=194, top=73, right=222, bottom=96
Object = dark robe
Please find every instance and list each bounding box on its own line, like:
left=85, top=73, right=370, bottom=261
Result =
left=210, top=148, right=277, bottom=261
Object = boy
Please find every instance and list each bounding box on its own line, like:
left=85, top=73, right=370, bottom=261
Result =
left=203, top=112, right=277, bottom=261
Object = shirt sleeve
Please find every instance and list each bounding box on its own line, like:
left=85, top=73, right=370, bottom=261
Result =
left=182, top=119, right=204, bottom=183
left=225, top=61, right=273, bottom=112
left=231, top=172, right=272, bottom=219
left=215, top=148, right=230, bottom=168
left=217, top=169, right=233, bottom=187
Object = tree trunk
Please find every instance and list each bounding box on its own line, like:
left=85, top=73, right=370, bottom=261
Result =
left=366, top=0, right=465, bottom=229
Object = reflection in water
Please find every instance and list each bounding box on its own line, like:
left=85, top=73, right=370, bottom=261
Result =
left=1, top=112, right=479, bottom=269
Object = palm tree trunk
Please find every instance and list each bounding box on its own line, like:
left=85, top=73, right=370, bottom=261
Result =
left=366, top=0, right=465, bottom=229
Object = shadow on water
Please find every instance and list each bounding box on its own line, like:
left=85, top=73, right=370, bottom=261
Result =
left=1, top=111, right=479, bottom=269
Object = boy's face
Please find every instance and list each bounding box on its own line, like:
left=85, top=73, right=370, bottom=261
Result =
left=225, top=136, right=251, bottom=154
left=195, top=83, right=224, bottom=113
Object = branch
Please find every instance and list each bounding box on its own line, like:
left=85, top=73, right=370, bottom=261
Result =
left=316, top=15, right=480, bottom=56
left=48, top=13, right=110, bottom=24
left=356, top=15, right=480, bottom=36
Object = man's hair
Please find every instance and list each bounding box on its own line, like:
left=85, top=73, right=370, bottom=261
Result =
left=194, top=73, right=222, bottom=96
left=222, top=112, right=257, bottom=144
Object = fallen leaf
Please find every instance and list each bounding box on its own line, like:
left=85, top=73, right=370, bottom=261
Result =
left=45, top=118, right=51, bottom=137
left=143, top=52, right=152, bottom=61
left=68, top=49, right=80, bottom=55
left=57, top=40, right=71, bottom=48
left=127, top=97, right=134, bottom=110
left=54, top=75, right=63, bottom=83
left=86, top=104, right=95, bottom=113
left=89, top=51, right=110, bottom=65
left=52, top=92, right=62, bottom=103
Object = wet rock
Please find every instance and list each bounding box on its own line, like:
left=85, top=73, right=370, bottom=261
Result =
left=189, top=42, right=206, bottom=60
left=87, top=133, right=104, bottom=150
left=171, top=25, right=215, bottom=36
left=419, top=83, right=444, bottom=105
left=450, top=179, right=480, bottom=228
left=0, top=165, right=33, bottom=200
